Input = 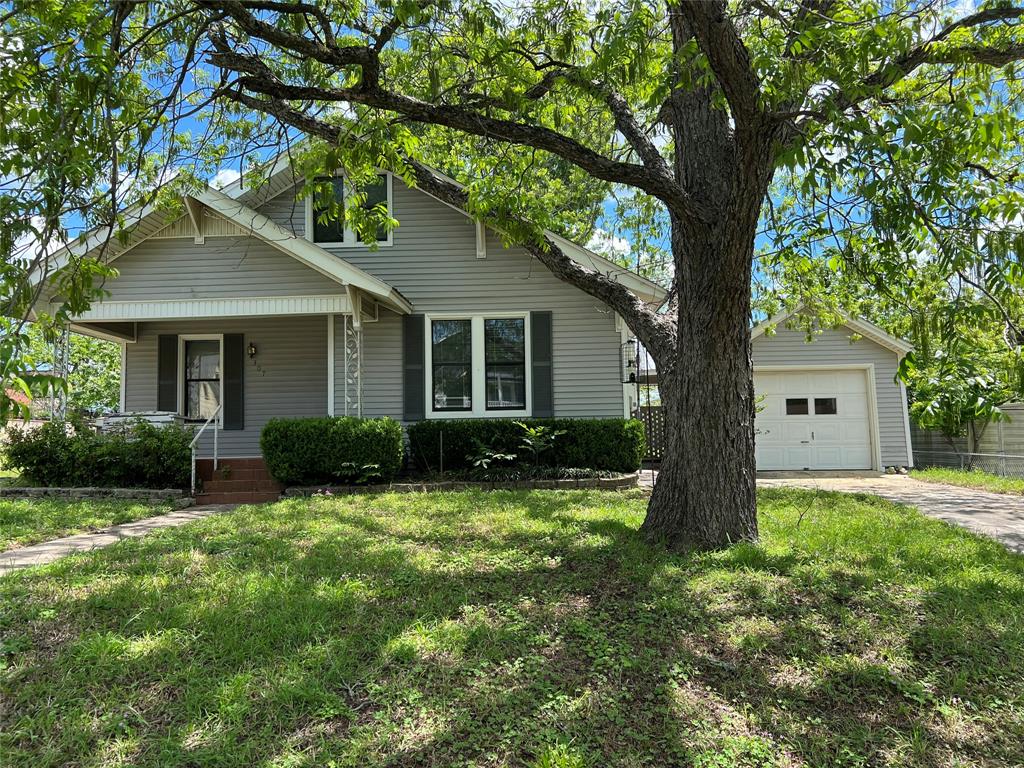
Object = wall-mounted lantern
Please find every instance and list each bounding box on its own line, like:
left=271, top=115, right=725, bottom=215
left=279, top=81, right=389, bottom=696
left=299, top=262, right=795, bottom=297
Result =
left=620, top=339, right=637, bottom=384
left=247, top=341, right=258, bottom=360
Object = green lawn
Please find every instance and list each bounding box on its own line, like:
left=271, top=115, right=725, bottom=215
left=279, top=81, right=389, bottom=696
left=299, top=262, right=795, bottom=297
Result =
left=912, top=466, right=1024, bottom=495
left=0, top=498, right=175, bottom=550
left=2, top=489, right=1022, bottom=767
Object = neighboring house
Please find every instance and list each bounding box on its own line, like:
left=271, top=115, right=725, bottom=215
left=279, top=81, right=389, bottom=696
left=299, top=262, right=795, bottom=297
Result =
left=37, top=158, right=665, bottom=461
left=751, top=310, right=914, bottom=471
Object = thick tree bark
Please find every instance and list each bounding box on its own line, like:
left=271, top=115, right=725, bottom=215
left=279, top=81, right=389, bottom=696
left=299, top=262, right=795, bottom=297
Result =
left=639, top=251, right=758, bottom=548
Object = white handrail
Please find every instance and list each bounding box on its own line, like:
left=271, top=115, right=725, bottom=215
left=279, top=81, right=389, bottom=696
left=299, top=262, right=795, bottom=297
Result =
left=190, top=405, right=222, bottom=496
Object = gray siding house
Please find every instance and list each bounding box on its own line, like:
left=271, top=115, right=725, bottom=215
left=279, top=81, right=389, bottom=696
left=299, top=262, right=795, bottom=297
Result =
left=751, top=311, right=914, bottom=471
left=47, top=163, right=664, bottom=459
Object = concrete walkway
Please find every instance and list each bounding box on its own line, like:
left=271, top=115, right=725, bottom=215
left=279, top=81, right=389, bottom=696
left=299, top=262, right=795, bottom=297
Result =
left=0, top=505, right=236, bottom=576
left=640, top=469, right=1024, bottom=552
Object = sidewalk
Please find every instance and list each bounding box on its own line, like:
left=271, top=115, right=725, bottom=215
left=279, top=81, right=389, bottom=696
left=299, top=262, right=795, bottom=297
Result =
left=0, top=505, right=236, bottom=576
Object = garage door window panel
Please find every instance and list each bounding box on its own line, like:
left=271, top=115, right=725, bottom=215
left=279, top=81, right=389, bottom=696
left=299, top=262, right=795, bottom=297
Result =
left=815, top=397, right=838, bottom=415
left=786, top=398, right=809, bottom=415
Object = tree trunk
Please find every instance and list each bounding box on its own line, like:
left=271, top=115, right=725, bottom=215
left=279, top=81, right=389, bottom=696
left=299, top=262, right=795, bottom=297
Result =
left=638, top=247, right=758, bottom=550
left=637, top=96, right=770, bottom=548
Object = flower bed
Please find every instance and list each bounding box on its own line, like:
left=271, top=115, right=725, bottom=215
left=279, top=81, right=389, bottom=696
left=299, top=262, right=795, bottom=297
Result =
left=282, top=471, right=638, bottom=497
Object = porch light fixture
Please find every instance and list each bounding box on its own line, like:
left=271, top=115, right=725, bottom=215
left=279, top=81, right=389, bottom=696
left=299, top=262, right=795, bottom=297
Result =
left=620, top=339, right=637, bottom=384
left=247, top=342, right=258, bottom=359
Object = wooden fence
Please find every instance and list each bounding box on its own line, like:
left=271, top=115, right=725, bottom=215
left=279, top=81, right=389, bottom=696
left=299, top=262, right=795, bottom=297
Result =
left=633, top=406, right=665, bottom=462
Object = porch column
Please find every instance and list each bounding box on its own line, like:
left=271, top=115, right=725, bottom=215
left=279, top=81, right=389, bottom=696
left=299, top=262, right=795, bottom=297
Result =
left=343, top=314, right=363, bottom=417
left=50, top=324, right=71, bottom=421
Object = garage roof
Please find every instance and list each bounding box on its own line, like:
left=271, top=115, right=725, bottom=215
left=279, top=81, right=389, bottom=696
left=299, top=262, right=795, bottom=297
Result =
left=750, top=307, right=913, bottom=356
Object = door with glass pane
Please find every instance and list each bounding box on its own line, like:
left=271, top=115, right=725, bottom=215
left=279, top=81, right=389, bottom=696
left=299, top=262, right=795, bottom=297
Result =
left=183, top=339, right=221, bottom=421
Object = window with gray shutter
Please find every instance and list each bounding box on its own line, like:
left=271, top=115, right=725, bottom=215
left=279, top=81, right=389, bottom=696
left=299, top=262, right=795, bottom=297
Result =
left=403, top=314, right=425, bottom=421
left=530, top=311, right=553, bottom=417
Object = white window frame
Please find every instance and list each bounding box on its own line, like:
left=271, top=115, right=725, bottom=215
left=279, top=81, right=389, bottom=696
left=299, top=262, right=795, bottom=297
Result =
left=178, top=334, right=224, bottom=426
left=424, top=313, right=532, bottom=419
left=304, top=171, right=394, bottom=248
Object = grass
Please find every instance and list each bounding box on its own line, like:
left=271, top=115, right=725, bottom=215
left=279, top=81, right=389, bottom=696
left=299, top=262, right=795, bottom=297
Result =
left=0, top=498, right=175, bottom=550
left=911, top=466, right=1024, bottom=495
left=1, top=488, right=1022, bottom=767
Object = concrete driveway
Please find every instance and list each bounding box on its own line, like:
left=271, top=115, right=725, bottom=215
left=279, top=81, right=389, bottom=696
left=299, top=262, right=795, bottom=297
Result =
left=639, top=470, right=1024, bottom=553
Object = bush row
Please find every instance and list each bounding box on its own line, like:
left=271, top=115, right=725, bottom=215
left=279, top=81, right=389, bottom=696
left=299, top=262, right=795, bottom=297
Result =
left=4, top=419, right=191, bottom=488
left=4, top=415, right=641, bottom=490
left=407, top=418, right=645, bottom=474
left=260, top=416, right=404, bottom=485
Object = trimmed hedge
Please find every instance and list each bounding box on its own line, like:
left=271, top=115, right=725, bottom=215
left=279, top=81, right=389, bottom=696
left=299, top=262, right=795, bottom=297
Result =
left=4, top=419, right=192, bottom=488
left=261, top=416, right=404, bottom=485
left=407, top=418, right=645, bottom=473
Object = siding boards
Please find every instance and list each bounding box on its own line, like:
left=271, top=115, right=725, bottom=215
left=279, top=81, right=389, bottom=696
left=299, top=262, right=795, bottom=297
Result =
left=125, top=316, right=327, bottom=457
left=105, top=236, right=343, bottom=300
left=358, top=310, right=404, bottom=419
left=262, top=182, right=624, bottom=418
left=752, top=325, right=911, bottom=466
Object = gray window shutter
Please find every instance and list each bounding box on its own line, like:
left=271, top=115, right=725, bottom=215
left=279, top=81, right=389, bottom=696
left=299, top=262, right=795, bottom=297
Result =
left=223, top=334, right=244, bottom=430
left=403, top=314, right=425, bottom=421
left=531, top=311, right=553, bottom=417
left=157, top=335, right=178, bottom=412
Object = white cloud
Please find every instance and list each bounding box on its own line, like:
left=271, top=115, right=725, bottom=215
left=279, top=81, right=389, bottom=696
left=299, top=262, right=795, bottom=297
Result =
left=587, top=227, right=631, bottom=258
left=211, top=168, right=242, bottom=189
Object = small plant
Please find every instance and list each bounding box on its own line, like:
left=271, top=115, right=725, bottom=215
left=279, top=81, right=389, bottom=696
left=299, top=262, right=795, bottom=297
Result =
left=334, top=462, right=383, bottom=485
left=466, top=439, right=517, bottom=475
left=515, top=421, right=565, bottom=467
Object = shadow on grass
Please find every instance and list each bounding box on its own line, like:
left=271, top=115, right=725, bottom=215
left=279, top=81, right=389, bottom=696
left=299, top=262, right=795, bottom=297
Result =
left=1, top=488, right=1022, bottom=767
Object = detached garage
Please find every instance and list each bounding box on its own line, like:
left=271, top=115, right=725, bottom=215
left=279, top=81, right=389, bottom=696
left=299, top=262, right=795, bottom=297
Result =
left=751, top=312, right=914, bottom=472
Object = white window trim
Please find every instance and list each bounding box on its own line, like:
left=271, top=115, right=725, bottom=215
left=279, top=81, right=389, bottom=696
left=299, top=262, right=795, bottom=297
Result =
left=304, top=171, right=394, bottom=248
left=178, top=334, right=224, bottom=427
left=424, top=312, right=532, bottom=419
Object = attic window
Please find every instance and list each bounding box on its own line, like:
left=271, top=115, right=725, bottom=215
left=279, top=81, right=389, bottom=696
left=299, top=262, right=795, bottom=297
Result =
left=308, top=173, right=392, bottom=246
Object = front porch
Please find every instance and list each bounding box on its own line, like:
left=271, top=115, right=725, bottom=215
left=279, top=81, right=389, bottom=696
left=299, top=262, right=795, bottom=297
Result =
left=79, top=310, right=381, bottom=461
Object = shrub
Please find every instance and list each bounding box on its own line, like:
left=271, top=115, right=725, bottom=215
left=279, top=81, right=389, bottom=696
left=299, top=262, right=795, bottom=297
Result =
left=4, top=419, right=191, bottom=488
left=260, top=416, right=404, bottom=485
left=407, top=418, right=645, bottom=473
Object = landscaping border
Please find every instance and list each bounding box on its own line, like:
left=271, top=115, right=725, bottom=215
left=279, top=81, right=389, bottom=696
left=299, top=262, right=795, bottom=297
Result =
left=0, top=487, right=190, bottom=503
left=283, top=472, right=639, bottom=497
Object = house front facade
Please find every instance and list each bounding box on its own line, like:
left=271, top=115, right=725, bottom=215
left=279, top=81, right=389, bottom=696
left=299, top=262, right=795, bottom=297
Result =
left=49, top=162, right=664, bottom=459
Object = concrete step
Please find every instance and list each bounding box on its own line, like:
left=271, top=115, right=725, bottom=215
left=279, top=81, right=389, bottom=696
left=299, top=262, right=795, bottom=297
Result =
left=195, top=490, right=282, bottom=505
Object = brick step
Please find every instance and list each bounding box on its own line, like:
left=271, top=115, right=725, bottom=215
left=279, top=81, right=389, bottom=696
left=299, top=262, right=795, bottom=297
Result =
left=195, top=490, right=282, bottom=505
left=195, top=459, right=272, bottom=482
left=201, top=479, right=283, bottom=493
left=199, top=468, right=277, bottom=483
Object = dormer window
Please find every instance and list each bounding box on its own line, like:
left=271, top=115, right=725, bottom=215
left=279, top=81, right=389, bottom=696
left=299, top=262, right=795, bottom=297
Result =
left=306, top=173, right=393, bottom=246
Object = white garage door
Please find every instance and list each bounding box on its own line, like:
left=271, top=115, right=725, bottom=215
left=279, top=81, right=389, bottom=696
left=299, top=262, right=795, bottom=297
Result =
left=754, top=369, right=874, bottom=470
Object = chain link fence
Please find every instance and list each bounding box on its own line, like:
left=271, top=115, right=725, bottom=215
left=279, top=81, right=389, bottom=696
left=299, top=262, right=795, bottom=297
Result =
left=914, top=450, right=1024, bottom=477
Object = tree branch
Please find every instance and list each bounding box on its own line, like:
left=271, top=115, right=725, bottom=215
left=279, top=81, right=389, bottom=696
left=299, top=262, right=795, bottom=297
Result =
left=204, top=26, right=708, bottom=221
left=807, top=6, right=1024, bottom=125
left=217, top=87, right=675, bottom=352
left=671, top=0, right=763, bottom=129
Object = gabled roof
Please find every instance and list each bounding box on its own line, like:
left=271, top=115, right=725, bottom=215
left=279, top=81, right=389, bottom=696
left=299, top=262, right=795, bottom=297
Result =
left=193, top=187, right=412, bottom=313
left=32, top=182, right=412, bottom=315
left=35, top=152, right=666, bottom=313
left=218, top=153, right=668, bottom=306
left=750, top=305, right=914, bottom=356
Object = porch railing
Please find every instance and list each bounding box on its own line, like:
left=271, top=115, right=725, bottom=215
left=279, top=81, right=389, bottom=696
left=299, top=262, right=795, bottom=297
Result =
left=189, top=405, right=222, bottom=496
